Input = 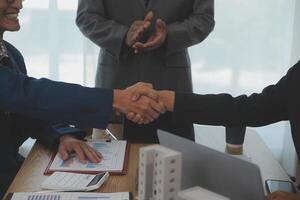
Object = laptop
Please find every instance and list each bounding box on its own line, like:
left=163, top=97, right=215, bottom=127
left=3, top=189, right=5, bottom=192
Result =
left=158, top=129, right=265, bottom=200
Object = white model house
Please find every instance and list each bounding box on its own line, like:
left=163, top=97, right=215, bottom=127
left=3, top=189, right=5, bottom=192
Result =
left=138, top=145, right=182, bottom=200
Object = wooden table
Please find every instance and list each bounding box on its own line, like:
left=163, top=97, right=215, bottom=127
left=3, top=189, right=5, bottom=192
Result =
left=4, top=143, right=145, bottom=200
left=4, top=128, right=290, bottom=199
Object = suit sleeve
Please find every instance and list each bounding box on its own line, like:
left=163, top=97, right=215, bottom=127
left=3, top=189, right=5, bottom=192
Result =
left=0, top=66, right=113, bottom=129
left=76, top=0, right=128, bottom=61
left=166, top=0, right=215, bottom=55
left=11, top=114, right=86, bottom=148
left=173, top=64, right=296, bottom=127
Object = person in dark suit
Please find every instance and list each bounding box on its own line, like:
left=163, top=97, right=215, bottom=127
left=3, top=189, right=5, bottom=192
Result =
left=129, top=60, right=300, bottom=200
left=0, top=0, right=165, bottom=197
left=76, top=0, right=215, bottom=143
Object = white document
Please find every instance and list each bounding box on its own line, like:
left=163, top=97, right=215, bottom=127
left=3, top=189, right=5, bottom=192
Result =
left=8, top=192, right=131, bottom=200
left=41, top=172, right=109, bottom=191
left=49, top=140, right=127, bottom=173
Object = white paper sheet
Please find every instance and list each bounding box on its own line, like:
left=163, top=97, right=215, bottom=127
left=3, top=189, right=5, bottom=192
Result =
left=49, top=140, right=127, bottom=172
left=10, top=192, right=130, bottom=200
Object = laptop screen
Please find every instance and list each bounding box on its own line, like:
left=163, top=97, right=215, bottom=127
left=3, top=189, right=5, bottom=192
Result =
left=158, top=129, right=265, bottom=200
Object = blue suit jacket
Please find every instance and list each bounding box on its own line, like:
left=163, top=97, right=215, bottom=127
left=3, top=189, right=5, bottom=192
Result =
left=0, top=41, right=113, bottom=198
left=0, top=41, right=113, bottom=128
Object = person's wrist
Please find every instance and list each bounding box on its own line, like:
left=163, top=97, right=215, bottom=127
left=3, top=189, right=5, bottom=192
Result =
left=113, top=89, right=123, bottom=112
left=226, top=143, right=243, bottom=155
left=158, top=90, right=175, bottom=111
left=59, top=134, right=71, bottom=144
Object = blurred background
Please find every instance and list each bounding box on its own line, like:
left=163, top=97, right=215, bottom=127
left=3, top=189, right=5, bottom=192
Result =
left=8, top=0, right=300, bottom=176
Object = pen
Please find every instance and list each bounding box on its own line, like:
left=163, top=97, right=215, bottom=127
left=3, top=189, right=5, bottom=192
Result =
left=105, top=129, right=118, bottom=141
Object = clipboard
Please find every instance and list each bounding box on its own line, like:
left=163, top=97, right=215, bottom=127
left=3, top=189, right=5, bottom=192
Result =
left=44, top=140, right=130, bottom=175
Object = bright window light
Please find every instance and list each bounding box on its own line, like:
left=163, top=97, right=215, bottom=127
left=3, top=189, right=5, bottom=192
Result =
left=23, top=0, right=49, bottom=9
left=58, top=1, right=77, bottom=11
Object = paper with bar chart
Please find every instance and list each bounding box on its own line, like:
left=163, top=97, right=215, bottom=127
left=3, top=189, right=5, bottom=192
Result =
left=45, top=140, right=129, bottom=174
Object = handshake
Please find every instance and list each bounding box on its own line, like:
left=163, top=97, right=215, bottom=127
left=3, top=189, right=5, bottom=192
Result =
left=113, top=82, right=175, bottom=125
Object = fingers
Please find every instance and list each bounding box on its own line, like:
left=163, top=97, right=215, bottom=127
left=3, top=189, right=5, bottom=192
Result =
left=150, top=98, right=166, bottom=114
left=127, top=82, right=154, bottom=101
left=132, top=87, right=158, bottom=101
left=58, top=145, right=69, bottom=160
left=143, top=34, right=161, bottom=49
left=131, top=21, right=144, bottom=32
left=80, top=143, right=102, bottom=164
left=132, top=25, right=147, bottom=43
left=133, top=35, right=160, bottom=53
left=130, top=82, right=153, bottom=89
left=133, top=42, right=145, bottom=54
left=143, top=20, right=151, bottom=29
left=134, top=11, right=153, bottom=47
left=80, top=143, right=102, bottom=163
left=156, top=18, right=166, bottom=30
left=127, top=112, right=135, bottom=120
left=73, top=144, right=87, bottom=164
left=123, top=82, right=166, bottom=124
left=133, top=18, right=167, bottom=53
left=58, top=135, right=102, bottom=164
left=72, top=143, right=101, bottom=164
left=128, top=113, right=149, bottom=125
left=144, top=10, right=154, bottom=22
left=126, top=20, right=149, bottom=47
left=132, top=96, right=163, bottom=122
left=114, top=84, right=164, bottom=122
left=133, top=114, right=147, bottom=125
left=139, top=82, right=153, bottom=88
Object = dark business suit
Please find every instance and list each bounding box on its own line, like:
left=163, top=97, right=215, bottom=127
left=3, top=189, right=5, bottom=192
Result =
left=0, top=41, right=113, bottom=198
left=76, top=0, right=215, bottom=142
left=173, top=60, right=300, bottom=159
left=0, top=41, right=113, bottom=128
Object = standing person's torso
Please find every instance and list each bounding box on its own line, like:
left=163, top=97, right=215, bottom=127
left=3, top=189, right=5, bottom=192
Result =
left=101, top=0, right=194, bottom=25
left=96, top=0, right=195, bottom=91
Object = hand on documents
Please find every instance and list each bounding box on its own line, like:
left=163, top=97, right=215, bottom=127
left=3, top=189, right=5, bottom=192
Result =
left=113, top=82, right=165, bottom=124
left=266, top=191, right=300, bottom=200
left=133, top=11, right=167, bottom=53
left=58, top=135, right=102, bottom=164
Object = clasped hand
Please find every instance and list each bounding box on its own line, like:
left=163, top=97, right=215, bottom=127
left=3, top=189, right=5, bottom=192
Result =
left=126, top=11, right=167, bottom=54
left=58, top=83, right=167, bottom=164
left=113, top=82, right=165, bottom=124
